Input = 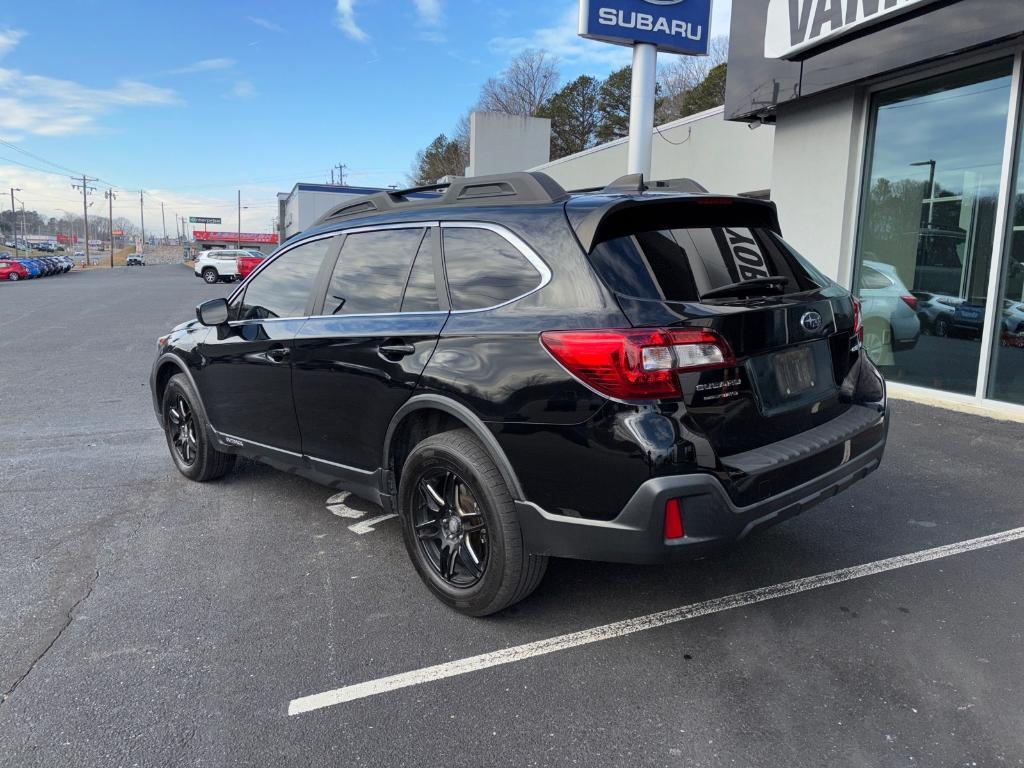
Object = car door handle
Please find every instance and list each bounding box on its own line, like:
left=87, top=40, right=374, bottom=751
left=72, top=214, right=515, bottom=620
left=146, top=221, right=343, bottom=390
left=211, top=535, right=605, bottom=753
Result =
left=266, top=347, right=291, bottom=363
left=378, top=340, right=416, bottom=359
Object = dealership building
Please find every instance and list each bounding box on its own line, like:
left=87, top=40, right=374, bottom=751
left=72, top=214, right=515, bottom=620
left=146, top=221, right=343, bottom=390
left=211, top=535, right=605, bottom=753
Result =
left=530, top=0, right=1024, bottom=417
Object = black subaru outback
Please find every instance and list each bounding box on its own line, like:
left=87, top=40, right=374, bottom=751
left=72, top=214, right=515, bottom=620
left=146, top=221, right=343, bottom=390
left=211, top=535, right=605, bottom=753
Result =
left=150, top=172, right=888, bottom=616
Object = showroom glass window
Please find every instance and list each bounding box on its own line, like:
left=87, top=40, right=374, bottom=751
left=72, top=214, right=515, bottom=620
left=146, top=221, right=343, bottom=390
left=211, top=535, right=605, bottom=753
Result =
left=854, top=60, right=1014, bottom=394
left=989, top=85, right=1024, bottom=406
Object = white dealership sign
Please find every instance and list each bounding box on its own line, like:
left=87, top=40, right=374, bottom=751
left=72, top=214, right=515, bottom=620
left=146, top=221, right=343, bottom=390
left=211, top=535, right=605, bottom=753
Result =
left=764, top=0, right=940, bottom=59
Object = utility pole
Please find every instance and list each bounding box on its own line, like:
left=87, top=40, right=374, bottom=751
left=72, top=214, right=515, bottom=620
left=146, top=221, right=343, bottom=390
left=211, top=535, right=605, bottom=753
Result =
left=237, top=190, right=242, bottom=249
left=139, top=191, right=146, bottom=254
left=175, top=214, right=181, bottom=244
left=336, top=163, right=348, bottom=186
left=105, top=190, right=116, bottom=268
left=9, top=187, right=20, bottom=256
left=19, top=202, right=26, bottom=244
left=161, top=202, right=167, bottom=243
left=71, top=175, right=97, bottom=266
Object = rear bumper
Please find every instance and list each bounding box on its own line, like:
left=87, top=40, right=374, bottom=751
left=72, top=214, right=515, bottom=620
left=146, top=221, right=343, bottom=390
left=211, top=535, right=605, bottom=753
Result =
left=516, top=405, right=888, bottom=564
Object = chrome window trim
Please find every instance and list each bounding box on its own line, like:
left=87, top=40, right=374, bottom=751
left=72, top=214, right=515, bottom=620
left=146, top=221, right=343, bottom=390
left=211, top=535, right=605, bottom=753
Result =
left=226, top=230, right=343, bottom=307
left=440, top=220, right=552, bottom=314
left=225, top=219, right=551, bottom=325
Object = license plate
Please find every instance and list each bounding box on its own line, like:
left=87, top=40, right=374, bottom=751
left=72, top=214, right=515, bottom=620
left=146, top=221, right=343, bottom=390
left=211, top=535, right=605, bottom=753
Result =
left=774, top=346, right=816, bottom=397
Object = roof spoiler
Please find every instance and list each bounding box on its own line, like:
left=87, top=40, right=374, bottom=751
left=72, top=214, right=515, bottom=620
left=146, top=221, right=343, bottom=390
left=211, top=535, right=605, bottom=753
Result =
left=573, top=195, right=782, bottom=254
left=313, top=171, right=569, bottom=226
left=569, top=175, right=709, bottom=195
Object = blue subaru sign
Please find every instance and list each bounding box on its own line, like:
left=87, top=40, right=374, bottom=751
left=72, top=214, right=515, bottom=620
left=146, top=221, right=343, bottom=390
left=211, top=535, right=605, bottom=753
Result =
left=578, top=0, right=713, bottom=56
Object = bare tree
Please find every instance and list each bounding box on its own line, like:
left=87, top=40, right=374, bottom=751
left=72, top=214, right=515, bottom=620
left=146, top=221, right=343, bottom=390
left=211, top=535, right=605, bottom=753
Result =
left=657, top=36, right=729, bottom=123
left=478, top=49, right=560, bottom=117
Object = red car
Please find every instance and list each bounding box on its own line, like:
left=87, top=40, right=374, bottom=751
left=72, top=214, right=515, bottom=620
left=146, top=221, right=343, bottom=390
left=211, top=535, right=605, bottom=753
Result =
left=0, top=258, right=29, bottom=281
left=236, top=253, right=267, bottom=279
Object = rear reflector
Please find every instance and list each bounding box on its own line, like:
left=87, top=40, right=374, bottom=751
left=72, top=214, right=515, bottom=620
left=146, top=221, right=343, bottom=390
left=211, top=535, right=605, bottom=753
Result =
left=852, top=297, right=865, bottom=343
left=664, top=499, right=685, bottom=541
left=540, top=327, right=734, bottom=401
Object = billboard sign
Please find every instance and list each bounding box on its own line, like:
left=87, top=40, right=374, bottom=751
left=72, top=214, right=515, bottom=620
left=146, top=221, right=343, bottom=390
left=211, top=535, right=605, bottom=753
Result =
left=189, top=216, right=222, bottom=224
left=192, top=231, right=279, bottom=244
left=578, top=0, right=713, bottom=55
left=764, top=0, right=940, bottom=59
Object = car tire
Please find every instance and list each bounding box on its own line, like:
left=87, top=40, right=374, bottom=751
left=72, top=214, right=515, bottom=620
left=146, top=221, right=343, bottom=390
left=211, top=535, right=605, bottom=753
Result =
left=8, top=272, right=18, bottom=281
left=202, top=268, right=219, bottom=284
left=162, top=373, right=236, bottom=482
left=935, top=317, right=949, bottom=337
left=398, top=429, right=547, bottom=617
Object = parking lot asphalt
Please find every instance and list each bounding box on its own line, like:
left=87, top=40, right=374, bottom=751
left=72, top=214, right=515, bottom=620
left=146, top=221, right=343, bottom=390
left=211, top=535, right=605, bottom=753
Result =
left=2, top=265, right=1023, bottom=767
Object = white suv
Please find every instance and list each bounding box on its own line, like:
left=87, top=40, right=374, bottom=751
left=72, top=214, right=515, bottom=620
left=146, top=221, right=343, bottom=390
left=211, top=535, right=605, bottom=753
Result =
left=193, top=249, right=252, bottom=284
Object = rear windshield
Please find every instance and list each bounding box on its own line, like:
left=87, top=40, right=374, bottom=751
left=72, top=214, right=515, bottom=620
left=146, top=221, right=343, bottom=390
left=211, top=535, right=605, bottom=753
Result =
left=589, top=227, right=825, bottom=302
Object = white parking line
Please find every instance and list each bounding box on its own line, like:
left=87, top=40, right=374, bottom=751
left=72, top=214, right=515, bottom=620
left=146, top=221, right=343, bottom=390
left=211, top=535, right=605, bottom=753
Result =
left=287, top=525, right=1024, bottom=716
left=326, top=492, right=366, bottom=519
left=347, top=514, right=398, bottom=535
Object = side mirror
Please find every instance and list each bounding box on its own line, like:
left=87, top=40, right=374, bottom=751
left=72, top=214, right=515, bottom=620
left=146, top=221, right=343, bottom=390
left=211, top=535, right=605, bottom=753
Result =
left=196, top=298, right=230, bottom=327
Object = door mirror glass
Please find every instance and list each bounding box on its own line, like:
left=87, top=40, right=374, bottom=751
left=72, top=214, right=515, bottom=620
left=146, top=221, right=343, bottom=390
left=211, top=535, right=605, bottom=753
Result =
left=197, top=298, right=230, bottom=326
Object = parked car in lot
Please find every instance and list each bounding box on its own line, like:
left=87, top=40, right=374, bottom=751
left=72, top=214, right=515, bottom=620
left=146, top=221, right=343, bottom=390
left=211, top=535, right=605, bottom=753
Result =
left=0, top=257, right=29, bottom=281
left=126, top=253, right=145, bottom=266
left=193, top=249, right=251, bottom=283
left=152, top=172, right=889, bottom=615
left=911, top=290, right=962, bottom=336
left=857, top=260, right=920, bottom=364
left=15, top=258, right=42, bottom=278
left=236, top=251, right=266, bottom=279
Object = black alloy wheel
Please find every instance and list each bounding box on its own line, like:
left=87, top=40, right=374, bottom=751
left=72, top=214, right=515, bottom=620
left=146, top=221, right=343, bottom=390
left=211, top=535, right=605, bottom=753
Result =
left=166, top=395, right=197, bottom=466
left=412, top=470, right=489, bottom=588
left=398, top=429, right=548, bottom=616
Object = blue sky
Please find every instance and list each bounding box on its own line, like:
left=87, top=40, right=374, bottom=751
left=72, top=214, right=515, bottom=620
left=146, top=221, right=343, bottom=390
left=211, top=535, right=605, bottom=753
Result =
left=0, top=0, right=731, bottom=231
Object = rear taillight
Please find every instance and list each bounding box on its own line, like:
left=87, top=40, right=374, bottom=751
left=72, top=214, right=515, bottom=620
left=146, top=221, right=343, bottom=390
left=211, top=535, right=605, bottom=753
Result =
left=852, top=297, right=864, bottom=343
left=539, top=327, right=734, bottom=401
left=900, top=295, right=918, bottom=311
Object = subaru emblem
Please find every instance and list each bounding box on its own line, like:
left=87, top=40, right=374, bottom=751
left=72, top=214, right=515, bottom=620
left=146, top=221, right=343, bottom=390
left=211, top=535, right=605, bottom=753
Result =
left=800, top=311, right=823, bottom=332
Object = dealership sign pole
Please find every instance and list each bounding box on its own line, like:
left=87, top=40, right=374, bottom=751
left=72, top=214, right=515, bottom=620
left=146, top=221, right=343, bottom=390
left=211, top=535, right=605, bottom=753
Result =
left=579, top=0, right=713, bottom=179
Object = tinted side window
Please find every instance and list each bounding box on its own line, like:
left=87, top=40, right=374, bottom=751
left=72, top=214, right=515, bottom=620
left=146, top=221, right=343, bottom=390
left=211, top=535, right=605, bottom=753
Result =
left=401, top=231, right=440, bottom=313
left=239, top=238, right=333, bottom=320
left=325, top=228, right=425, bottom=316
left=442, top=228, right=541, bottom=310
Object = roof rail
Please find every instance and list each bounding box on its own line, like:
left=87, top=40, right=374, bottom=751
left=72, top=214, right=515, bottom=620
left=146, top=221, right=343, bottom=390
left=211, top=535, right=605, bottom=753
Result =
left=598, top=174, right=708, bottom=195
left=313, top=171, right=569, bottom=226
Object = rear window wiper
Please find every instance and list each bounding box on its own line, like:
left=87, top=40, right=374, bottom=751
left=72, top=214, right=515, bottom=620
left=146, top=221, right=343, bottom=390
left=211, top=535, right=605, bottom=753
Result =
left=701, top=276, right=791, bottom=300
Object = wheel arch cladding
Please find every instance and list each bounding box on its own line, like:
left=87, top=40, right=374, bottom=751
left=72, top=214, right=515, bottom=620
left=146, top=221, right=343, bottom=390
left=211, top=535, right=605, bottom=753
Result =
left=384, top=396, right=526, bottom=501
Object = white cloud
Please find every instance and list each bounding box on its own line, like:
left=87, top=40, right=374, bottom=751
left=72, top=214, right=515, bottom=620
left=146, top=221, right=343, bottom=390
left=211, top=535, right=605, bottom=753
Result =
left=335, top=0, right=368, bottom=42
left=247, top=16, right=286, bottom=34
left=0, top=32, right=178, bottom=137
left=0, top=164, right=282, bottom=233
left=0, top=73, right=179, bottom=137
left=490, top=5, right=631, bottom=71
left=0, top=28, right=25, bottom=58
left=414, top=0, right=443, bottom=26
left=413, top=0, right=445, bottom=42
left=170, top=58, right=235, bottom=75
left=226, top=80, right=256, bottom=99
